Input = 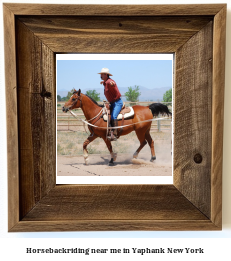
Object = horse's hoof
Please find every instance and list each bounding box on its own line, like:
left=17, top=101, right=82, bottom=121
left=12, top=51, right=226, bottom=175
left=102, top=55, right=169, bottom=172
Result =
left=133, top=152, right=139, bottom=159
left=111, top=152, right=117, bottom=162
left=108, top=162, right=114, bottom=166
left=150, top=156, right=156, bottom=162
left=108, top=158, right=114, bottom=166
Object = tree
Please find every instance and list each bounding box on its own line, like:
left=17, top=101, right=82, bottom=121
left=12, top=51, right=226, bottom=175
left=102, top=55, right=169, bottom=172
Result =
left=124, top=85, right=141, bottom=102
left=57, top=95, right=61, bottom=101
left=86, top=90, right=100, bottom=102
left=163, top=88, right=172, bottom=102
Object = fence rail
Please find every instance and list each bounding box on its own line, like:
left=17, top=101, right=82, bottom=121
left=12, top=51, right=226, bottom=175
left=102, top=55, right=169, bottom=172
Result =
left=57, top=101, right=172, bottom=132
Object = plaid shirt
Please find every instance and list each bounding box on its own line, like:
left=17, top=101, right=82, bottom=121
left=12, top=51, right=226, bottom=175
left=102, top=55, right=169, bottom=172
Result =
left=103, top=78, right=121, bottom=103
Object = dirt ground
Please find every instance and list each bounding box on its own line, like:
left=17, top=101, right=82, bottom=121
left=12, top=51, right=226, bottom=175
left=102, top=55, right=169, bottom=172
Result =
left=57, top=143, right=172, bottom=177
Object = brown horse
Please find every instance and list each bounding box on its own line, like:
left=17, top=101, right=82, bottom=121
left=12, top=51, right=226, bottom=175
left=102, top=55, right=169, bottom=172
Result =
left=62, top=89, right=171, bottom=166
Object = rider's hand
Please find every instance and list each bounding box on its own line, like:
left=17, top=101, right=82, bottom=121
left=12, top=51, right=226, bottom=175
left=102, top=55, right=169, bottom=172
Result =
left=100, top=81, right=104, bottom=85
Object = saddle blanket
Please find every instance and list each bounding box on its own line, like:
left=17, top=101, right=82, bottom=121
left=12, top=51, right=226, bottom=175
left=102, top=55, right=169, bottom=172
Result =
left=103, top=107, right=134, bottom=121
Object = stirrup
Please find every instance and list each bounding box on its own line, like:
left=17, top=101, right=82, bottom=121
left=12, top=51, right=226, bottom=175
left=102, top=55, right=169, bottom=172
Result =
left=107, top=131, right=117, bottom=141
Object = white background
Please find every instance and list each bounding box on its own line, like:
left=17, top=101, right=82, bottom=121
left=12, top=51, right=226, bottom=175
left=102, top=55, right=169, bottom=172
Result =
left=1, top=0, right=231, bottom=260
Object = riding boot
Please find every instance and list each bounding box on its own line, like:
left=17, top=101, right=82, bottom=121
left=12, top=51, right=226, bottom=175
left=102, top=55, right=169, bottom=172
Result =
left=110, top=120, right=117, bottom=141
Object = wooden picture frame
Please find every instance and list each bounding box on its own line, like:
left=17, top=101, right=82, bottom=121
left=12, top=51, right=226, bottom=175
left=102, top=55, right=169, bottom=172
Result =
left=4, top=3, right=226, bottom=232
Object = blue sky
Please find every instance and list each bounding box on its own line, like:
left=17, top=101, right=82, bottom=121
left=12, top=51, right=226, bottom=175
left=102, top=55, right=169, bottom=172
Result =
left=56, top=54, right=173, bottom=92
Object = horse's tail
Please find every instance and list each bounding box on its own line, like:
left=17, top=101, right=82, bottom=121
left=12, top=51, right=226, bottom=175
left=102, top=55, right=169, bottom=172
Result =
left=148, top=103, right=172, bottom=117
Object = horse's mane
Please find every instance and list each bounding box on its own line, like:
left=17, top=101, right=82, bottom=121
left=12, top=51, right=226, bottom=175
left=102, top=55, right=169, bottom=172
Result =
left=72, top=90, right=103, bottom=108
left=84, top=94, right=104, bottom=108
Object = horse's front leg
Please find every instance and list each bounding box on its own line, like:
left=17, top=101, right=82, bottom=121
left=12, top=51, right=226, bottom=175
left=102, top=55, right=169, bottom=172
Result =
left=103, top=138, right=117, bottom=166
left=83, top=134, right=97, bottom=165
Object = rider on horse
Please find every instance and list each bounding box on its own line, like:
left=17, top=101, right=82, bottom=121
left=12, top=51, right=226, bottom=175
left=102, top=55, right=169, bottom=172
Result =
left=99, top=68, right=123, bottom=141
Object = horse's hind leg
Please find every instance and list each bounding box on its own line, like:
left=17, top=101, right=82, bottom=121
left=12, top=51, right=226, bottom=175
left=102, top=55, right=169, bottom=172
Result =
left=133, top=129, right=147, bottom=159
left=145, top=130, right=156, bottom=162
left=103, top=138, right=117, bottom=166
left=83, top=134, right=97, bottom=165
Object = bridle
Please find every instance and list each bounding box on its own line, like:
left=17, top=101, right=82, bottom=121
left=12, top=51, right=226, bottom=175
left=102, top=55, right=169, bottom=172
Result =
left=68, top=93, right=82, bottom=111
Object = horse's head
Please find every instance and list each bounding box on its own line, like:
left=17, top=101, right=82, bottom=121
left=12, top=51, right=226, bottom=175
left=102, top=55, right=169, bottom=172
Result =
left=62, top=89, right=82, bottom=113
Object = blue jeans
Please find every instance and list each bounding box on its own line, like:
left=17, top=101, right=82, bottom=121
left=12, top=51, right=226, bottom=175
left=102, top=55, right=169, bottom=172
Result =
left=110, top=98, right=123, bottom=120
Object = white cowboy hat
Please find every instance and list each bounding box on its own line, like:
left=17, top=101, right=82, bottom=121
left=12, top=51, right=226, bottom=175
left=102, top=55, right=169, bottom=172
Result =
left=98, top=68, right=113, bottom=76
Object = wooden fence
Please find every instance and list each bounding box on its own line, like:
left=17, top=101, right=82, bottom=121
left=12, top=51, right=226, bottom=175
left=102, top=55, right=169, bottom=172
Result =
left=57, top=101, right=172, bottom=132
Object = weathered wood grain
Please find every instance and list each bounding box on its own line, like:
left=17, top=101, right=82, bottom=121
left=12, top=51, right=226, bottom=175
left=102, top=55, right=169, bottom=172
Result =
left=174, top=22, right=213, bottom=218
left=11, top=220, right=219, bottom=232
left=211, top=5, right=226, bottom=228
left=4, top=3, right=225, bottom=16
left=18, top=16, right=213, bottom=53
left=22, top=185, right=207, bottom=221
left=41, top=97, right=56, bottom=196
left=19, top=16, right=213, bottom=34
left=36, top=35, right=187, bottom=53
left=16, top=20, right=39, bottom=217
left=41, top=44, right=56, bottom=197
left=16, top=19, right=56, bottom=218
left=13, top=185, right=216, bottom=232
left=3, top=4, right=20, bottom=231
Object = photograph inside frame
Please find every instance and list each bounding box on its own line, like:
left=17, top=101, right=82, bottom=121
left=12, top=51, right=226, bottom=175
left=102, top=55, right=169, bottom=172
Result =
left=56, top=54, right=173, bottom=184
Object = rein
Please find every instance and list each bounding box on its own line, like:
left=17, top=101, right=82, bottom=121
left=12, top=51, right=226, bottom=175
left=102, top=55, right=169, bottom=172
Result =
left=69, top=110, right=171, bottom=129
left=86, top=108, right=103, bottom=122
left=83, top=106, right=103, bottom=135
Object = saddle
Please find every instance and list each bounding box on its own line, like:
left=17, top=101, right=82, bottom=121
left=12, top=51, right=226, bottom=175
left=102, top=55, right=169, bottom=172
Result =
left=102, top=101, right=134, bottom=140
left=102, top=102, right=134, bottom=121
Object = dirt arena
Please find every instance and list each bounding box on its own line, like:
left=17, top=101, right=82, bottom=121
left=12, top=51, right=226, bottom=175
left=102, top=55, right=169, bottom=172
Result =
left=57, top=139, right=172, bottom=177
